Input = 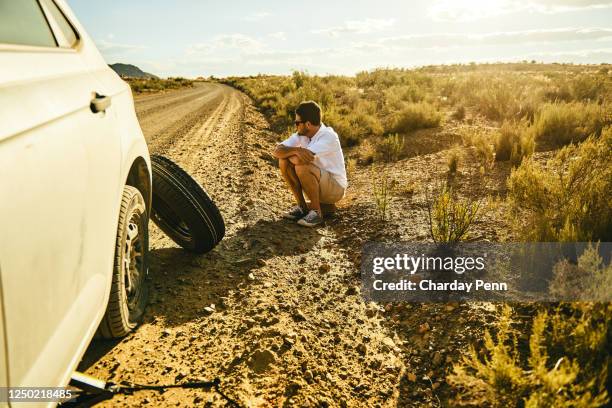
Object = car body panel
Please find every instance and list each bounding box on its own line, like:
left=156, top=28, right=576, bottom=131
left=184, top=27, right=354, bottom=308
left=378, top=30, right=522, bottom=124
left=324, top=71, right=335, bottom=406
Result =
left=0, top=0, right=151, bottom=396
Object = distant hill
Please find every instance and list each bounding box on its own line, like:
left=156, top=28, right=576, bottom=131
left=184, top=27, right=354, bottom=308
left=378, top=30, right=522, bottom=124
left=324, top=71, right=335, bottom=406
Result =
left=109, top=63, right=158, bottom=79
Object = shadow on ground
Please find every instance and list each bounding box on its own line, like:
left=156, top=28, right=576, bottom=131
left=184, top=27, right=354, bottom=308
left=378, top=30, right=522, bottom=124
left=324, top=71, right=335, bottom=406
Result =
left=79, top=217, right=320, bottom=372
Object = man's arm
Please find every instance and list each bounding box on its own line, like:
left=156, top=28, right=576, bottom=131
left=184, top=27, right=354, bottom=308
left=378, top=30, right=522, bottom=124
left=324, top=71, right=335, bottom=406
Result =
left=273, top=144, right=315, bottom=163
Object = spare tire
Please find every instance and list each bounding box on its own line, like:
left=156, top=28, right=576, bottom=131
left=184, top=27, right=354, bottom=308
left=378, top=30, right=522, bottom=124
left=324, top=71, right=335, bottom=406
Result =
left=151, top=155, right=225, bottom=254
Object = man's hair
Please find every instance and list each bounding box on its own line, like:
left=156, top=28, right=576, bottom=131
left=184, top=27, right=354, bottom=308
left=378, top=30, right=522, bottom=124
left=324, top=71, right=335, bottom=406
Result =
left=295, top=101, right=322, bottom=126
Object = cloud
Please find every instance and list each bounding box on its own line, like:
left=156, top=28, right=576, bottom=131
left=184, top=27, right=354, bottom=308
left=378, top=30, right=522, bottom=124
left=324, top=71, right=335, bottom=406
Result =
left=429, top=0, right=612, bottom=22
left=376, top=28, right=612, bottom=49
left=528, top=0, right=612, bottom=12
left=214, top=34, right=264, bottom=50
left=521, top=47, right=612, bottom=61
left=95, top=40, right=145, bottom=56
left=312, top=18, right=395, bottom=37
left=187, top=34, right=265, bottom=55
left=241, top=11, right=271, bottom=22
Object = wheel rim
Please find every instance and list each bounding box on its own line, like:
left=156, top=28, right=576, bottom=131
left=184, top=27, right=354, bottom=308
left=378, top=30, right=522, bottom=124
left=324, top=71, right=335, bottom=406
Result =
left=123, top=212, right=145, bottom=314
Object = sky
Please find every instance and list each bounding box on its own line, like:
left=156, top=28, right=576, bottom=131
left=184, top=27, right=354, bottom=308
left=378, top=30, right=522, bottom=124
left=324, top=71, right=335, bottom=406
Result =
left=68, top=0, right=612, bottom=78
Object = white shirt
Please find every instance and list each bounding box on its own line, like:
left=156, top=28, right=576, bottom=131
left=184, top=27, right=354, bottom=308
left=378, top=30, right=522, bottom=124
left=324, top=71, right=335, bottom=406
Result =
left=281, top=123, right=348, bottom=189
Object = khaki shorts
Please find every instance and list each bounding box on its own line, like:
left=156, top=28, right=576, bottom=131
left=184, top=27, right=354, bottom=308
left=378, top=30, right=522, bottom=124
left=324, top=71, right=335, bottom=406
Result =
left=319, top=168, right=345, bottom=204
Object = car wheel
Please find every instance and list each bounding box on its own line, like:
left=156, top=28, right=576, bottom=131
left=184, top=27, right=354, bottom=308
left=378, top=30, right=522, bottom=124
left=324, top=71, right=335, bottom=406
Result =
left=150, top=154, right=225, bottom=254
left=98, top=185, right=149, bottom=338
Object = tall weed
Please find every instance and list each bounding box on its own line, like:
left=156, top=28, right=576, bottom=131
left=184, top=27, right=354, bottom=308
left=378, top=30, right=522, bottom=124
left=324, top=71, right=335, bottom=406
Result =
left=427, top=184, right=481, bottom=243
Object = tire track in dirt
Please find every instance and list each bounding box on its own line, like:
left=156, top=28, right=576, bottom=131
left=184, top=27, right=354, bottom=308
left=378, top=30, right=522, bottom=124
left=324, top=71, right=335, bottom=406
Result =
left=134, top=84, right=219, bottom=117
left=82, top=83, right=406, bottom=407
left=136, top=83, right=225, bottom=154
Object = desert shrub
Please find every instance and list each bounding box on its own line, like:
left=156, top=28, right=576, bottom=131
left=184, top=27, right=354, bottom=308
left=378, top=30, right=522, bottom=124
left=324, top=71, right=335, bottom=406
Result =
left=474, top=79, right=516, bottom=121
left=395, top=181, right=417, bottom=197
left=427, top=185, right=481, bottom=243
left=343, top=109, right=384, bottom=146
left=452, top=105, right=466, bottom=120
left=447, top=147, right=461, bottom=174
left=326, top=109, right=383, bottom=147
left=356, top=68, right=433, bottom=91
left=370, top=167, right=393, bottom=221
left=531, top=102, right=606, bottom=147
left=545, top=73, right=608, bottom=103
left=357, top=138, right=377, bottom=165
left=507, top=127, right=612, bottom=241
left=377, top=133, right=405, bottom=162
left=385, top=102, right=442, bottom=133
left=473, top=135, right=494, bottom=168
left=383, top=84, right=426, bottom=106
left=345, top=158, right=357, bottom=179
left=126, top=77, right=194, bottom=93
left=495, top=120, right=534, bottom=166
left=464, top=129, right=495, bottom=169
left=570, top=74, right=608, bottom=102
left=447, top=73, right=546, bottom=121
left=449, top=304, right=610, bottom=407
left=550, top=243, right=612, bottom=302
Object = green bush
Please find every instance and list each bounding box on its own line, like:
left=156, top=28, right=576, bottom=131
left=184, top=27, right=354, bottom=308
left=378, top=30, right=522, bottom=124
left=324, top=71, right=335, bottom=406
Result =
left=427, top=184, right=481, bottom=243
left=357, top=138, right=377, bottom=165
left=544, top=73, right=609, bottom=103
left=442, top=73, right=545, bottom=121
left=531, top=102, right=606, bottom=147
left=377, top=133, right=405, bottom=162
left=126, top=77, right=194, bottom=93
left=507, top=127, right=612, bottom=241
left=550, top=244, right=612, bottom=302
left=495, top=120, right=534, bottom=166
left=385, top=102, right=442, bottom=133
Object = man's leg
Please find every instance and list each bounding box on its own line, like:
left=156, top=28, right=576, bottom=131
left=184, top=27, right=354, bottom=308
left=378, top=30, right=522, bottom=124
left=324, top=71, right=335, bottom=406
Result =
left=279, top=158, right=307, bottom=209
left=294, top=163, right=322, bottom=215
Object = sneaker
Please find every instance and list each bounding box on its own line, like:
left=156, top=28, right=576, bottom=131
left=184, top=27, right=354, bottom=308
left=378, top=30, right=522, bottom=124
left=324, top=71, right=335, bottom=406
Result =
left=282, top=205, right=306, bottom=220
left=297, top=210, right=324, bottom=227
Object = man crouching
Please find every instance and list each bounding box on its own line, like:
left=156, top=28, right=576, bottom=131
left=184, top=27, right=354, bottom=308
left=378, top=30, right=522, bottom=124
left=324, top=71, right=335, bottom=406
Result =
left=272, top=101, right=348, bottom=227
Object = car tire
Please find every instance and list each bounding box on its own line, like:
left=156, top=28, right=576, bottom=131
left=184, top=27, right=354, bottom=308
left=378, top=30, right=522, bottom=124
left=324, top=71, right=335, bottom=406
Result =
left=150, top=154, right=225, bottom=254
left=98, top=185, right=149, bottom=338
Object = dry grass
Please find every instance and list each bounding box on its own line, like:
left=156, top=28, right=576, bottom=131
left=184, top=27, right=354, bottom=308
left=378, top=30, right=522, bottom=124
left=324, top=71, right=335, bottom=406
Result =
left=530, top=102, right=607, bottom=147
left=126, top=77, right=194, bottom=93
left=494, top=120, right=534, bottom=166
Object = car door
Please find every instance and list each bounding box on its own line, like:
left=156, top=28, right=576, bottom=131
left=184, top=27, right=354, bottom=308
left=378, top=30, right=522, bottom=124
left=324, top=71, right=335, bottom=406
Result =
left=0, top=0, right=119, bottom=389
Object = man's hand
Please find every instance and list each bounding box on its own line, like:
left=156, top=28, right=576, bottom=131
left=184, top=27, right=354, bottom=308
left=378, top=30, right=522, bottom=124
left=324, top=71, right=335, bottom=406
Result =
left=294, top=147, right=315, bottom=163
left=273, top=145, right=315, bottom=163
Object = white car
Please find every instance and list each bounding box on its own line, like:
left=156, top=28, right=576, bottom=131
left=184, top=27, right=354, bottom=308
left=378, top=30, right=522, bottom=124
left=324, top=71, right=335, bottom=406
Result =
left=0, top=0, right=224, bottom=403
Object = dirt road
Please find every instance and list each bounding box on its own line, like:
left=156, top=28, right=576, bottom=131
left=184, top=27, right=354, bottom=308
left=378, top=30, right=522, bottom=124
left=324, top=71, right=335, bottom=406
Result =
left=81, top=82, right=496, bottom=407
